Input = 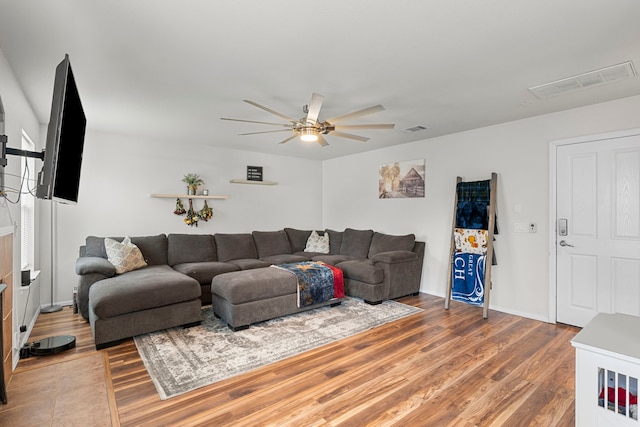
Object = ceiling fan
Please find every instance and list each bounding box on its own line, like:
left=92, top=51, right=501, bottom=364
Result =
left=221, top=93, right=395, bottom=147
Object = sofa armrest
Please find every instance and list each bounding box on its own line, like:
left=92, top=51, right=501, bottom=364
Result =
left=371, top=246, right=423, bottom=300
left=75, top=257, right=116, bottom=320
left=76, top=256, right=116, bottom=277
left=370, top=250, right=417, bottom=264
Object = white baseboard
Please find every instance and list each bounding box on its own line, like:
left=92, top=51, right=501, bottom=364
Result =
left=421, top=291, right=551, bottom=323
left=14, top=308, right=39, bottom=370
left=488, top=304, right=550, bottom=323
left=39, top=299, right=73, bottom=310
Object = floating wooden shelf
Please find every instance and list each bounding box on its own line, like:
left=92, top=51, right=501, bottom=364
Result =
left=229, top=179, right=278, bottom=186
left=150, top=193, right=230, bottom=199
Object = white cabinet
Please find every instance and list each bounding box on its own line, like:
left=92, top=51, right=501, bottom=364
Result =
left=571, top=313, right=640, bottom=426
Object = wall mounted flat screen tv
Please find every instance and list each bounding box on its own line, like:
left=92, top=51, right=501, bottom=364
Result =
left=36, top=54, right=86, bottom=204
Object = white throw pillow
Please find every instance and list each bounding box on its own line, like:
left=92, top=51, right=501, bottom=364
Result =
left=304, top=230, right=330, bottom=253
left=104, top=236, right=147, bottom=274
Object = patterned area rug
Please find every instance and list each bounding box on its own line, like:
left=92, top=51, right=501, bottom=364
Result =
left=134, top=297, right=422, bottom=400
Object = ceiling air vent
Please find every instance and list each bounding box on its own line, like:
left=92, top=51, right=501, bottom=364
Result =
left=528, top=61, right=637, bottom=99
left=405, top=125, right=428, bottom=133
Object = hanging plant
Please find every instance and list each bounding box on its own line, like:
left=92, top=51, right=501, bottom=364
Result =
left=184, top=199, right=199, bottom=227
left=198, top=200, right=213, bottom=221
left=173, top=198, right=186, bottom=215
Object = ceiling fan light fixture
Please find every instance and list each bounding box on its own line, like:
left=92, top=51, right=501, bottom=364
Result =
left=224, top=93, right=394, bottom=146
left=299, top=127, right=319, bottom=142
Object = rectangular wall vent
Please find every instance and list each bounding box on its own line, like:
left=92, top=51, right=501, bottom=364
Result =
left=528, top=61, right=637, bottom=99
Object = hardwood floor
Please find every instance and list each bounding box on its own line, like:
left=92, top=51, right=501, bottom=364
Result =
left=0, top=293, right=579, bottom=426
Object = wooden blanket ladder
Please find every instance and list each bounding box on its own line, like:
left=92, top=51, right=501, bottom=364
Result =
left=445, top=172, right=498, bottom=319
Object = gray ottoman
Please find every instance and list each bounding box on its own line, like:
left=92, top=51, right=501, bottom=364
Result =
left=89, top=265, right=202, bottom=349
left=211, top=267, right=343, bottom=331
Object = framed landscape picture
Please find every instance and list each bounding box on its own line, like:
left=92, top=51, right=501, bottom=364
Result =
left=379, top=159, right=425, bottom=198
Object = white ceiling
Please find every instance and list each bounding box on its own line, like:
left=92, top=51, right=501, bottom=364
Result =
left=1, top=0, right=639, bottom=160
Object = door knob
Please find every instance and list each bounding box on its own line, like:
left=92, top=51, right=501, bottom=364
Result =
left=559, top=240, right=574, bottom=247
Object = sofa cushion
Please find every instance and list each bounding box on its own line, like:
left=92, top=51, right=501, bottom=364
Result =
left=89, top=265, right=201, bottom=319
left=86, top=234, right=168, bottom=265
left=340, top=228, right=374, bottom=258
left=325, top=229, right=343, bottom=254
left=284, top=228, right=313, bottom=253
left=215, top=233, right=258, bottom=262
left=75, top=256, right=116, bottom=276
left=368, top=232, right=416, bottom=257
left=104, top=237, right=147, bottom=274
left=305, top=231, right=330, bottom=253
left=212, top=268, right=297, bottom=304
left=168, top=234, right=217, bottom=265
left=130, top=234, right=168, bottom=265
left=252, top=230, right=292, bottom=258
left=227, top=259, right=270, bottom=270
left=337, top=260, right=384, bottom=284
left=172, top=261, right=239, bottom=284
left=85, top=235, right=122, bottom=259
left=261, top=254, right=310, bottom=265
left=292, top=251, right=326, bottom=257
left=311, top=254, right=355, bottom=265
left=370, top=250, right=418, bottom=264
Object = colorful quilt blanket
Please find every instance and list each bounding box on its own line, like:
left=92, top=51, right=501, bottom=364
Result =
left=454, top=228, right=488, bottom=254
left=272, top=261, right=344, bottom=308
left=452, top=252, right=486, bottom=307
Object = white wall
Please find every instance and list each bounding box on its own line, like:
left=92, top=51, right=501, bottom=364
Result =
left=47, top=131, right=324, bottom=305
left=0, top=51, right=42, bottom=226
left=323, top=94, right=640, bottom=322
left=0, top=48, right=43, bottom=368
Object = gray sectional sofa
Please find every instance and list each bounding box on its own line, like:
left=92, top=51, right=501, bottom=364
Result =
left=75, top=228, right=425, bottom=349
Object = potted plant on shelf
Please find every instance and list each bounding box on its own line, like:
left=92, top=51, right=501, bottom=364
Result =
left=182, top=173, right=204, bottom=195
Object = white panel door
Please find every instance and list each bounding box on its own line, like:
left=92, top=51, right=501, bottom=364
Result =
left=556, top=133, right=640, bottom=327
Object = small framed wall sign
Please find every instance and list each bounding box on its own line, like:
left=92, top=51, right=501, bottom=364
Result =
left=246, top=166, right=263, bottom=181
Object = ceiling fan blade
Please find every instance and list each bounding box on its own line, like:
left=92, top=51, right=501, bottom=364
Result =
left=333, top=124, right=395, bottom=130
left=221, top=117, right=292, bottom=127
left=244, top=100, right=298, bottom=123
left=278, top=134, right=299, bottom=145
left=239, top=129, right=293, bottom=136
left=330, top=131, right=370, bottom=142
left=325, top=104, right=385, bottom=124
left=317, top=135, right=329, bottom=147
left=305, top=93, right=324, bottom=125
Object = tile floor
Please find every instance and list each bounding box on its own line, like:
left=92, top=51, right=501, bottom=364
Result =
left=0, top=352, right=112, bottom=426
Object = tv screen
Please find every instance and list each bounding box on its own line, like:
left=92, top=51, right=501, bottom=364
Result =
left=36, top=54, right=86, bottom=204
